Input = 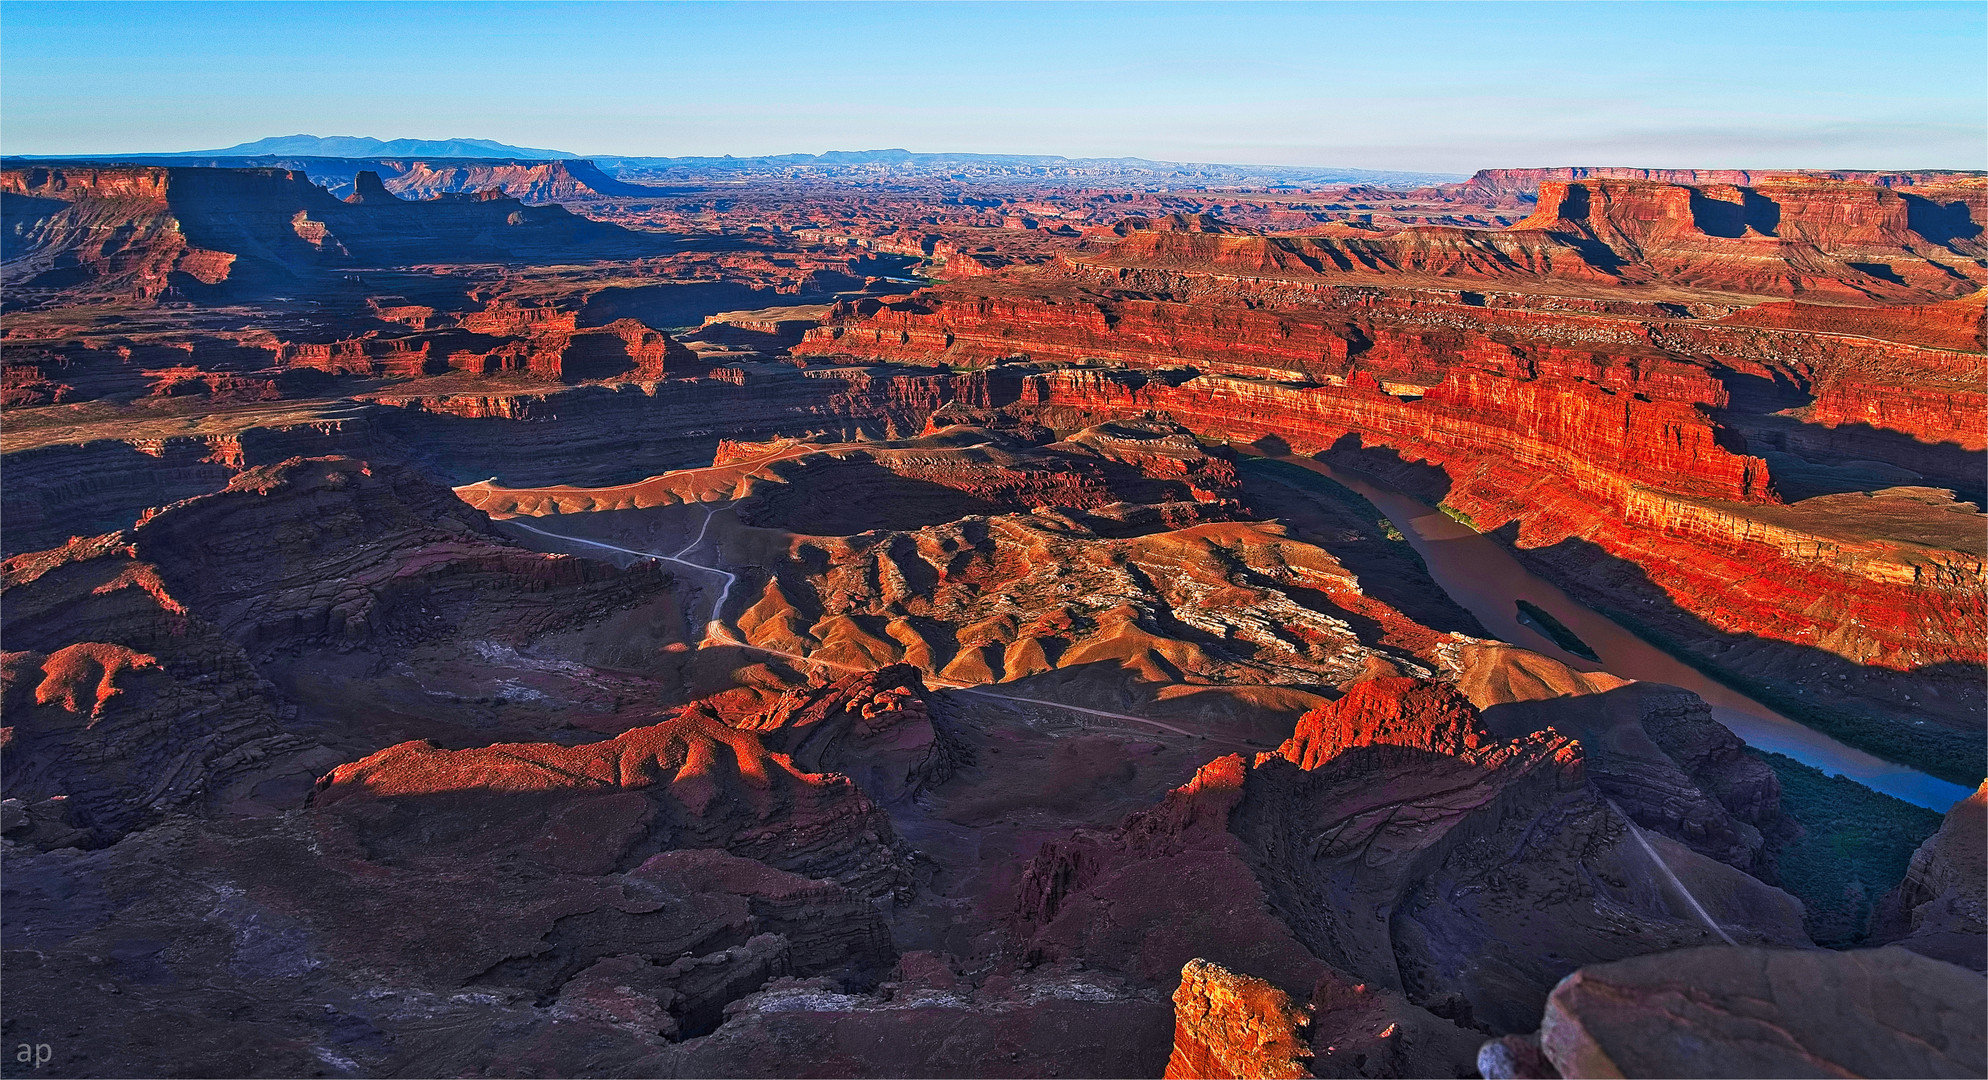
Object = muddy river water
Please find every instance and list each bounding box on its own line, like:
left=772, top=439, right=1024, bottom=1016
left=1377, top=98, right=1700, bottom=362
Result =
left=1272, top=455, right=1972, bottom=812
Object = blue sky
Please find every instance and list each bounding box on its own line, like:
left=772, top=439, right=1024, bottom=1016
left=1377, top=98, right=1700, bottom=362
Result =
left=2, top=1, right=1981, bottom=172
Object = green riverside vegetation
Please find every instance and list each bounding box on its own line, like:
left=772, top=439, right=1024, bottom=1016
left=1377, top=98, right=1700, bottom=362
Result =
left=1756, top=749, right=1943, bottom=948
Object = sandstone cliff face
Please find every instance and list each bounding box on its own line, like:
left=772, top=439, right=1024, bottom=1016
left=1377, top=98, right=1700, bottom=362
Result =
left=1510, top=178, right=1985, bottom=299
left=963, top=366, right=1977, bottom=679
left=366, top=158, right=662, bottom=202
left=800, top=289, right=1362, bottom=381
left=1003, top=364, right=1775, bottom=508
left=1048, top=176, right=1986, bottom=301
left=1164, top=959, right=1311, bottom=1080
left=446, top=303, right=702, bottom=380
left=1872, top=781, right=1987, bottom=971
left=1089, top=225, right=1621, bottom=287
left=799, top=291, right=1777, bottom=502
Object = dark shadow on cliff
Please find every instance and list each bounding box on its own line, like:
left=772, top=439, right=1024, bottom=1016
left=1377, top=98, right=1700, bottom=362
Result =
left=1901, top=192, right=1984, bottom=248
left=1745, top=417, right=1984, bottom=505
left=737, top=457, right=1137, bottom=536
left=578, top=254, right=915, bottom=331
left=1711, top=366, right=1984, bottom=505
left=1, top=440, right=239, bottom=557
left=1317, top=433, right=1456, bottom=504
left=1500, top=524, right=1986, bottom=789
left=1750, top=749, right=1945, bottom=948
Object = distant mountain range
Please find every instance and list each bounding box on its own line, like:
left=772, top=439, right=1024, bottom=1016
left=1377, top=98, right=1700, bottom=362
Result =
left=188, top=134, right=582, bottom=159
left=11, top=136, right=1464, bottom=187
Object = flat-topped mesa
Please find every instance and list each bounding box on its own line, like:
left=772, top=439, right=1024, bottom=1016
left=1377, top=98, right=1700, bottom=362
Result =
left=365, top=158, right=663, bottom=201
left=1, top=163, right=672, bottom=304
left=460, top=300, right=582, bottom=337
left=1091, top=212, right=1242, bottom=237
left=1083, top=224, right=1620, bottom=286
left=277, top=333, right=441, bottom=377
left=410, top=301, right=701, bottom=381
left=0, top=163, right=178, bottom=200
left=1517, top=176, right=1936, bottom=247
left=1449, top=166, right=1986, bottom=201
left=1511, top=176, right=1986, bottom=297
left=801, top=286, right=1740, bottom=395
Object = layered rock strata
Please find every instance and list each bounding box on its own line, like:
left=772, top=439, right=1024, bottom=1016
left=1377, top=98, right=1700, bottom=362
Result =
left=1014, top=676, right=1809, bottom=1044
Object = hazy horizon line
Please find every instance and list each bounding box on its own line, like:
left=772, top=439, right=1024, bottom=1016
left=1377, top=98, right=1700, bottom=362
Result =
left=7, top=136, right=1982, bottom=180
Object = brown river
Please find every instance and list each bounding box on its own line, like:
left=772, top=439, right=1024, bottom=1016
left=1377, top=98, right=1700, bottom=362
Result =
left=1270, top=455, right=1972, bottom=812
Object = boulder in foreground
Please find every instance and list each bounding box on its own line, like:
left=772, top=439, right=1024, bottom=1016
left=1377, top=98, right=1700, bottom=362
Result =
left=1530, top=945, right=1986, bottom=1079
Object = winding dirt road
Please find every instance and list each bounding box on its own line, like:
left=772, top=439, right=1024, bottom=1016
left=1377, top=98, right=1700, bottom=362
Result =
left=500, top=516, right=1208, bottom=741
left=505, top=514, right=1738, bottom=941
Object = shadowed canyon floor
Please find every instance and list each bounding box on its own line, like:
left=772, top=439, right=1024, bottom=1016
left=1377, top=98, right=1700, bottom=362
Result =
left=3, top=158, right=1984, bottom=1078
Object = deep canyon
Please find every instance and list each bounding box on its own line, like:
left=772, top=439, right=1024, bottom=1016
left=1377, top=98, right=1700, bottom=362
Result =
left=2, top=152, right=1983, bottom=1078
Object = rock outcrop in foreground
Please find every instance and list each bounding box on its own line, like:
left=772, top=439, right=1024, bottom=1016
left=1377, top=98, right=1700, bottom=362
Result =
left=1164, top=959, right=1312, bottom=1080
left=1480, top=945, right=1988, bottom=1079
left=1018, top=675, right=1810, bottom=1073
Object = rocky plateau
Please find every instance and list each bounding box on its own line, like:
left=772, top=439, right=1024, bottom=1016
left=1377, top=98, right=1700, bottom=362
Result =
left=2, top=155, right=1983, bottom=1078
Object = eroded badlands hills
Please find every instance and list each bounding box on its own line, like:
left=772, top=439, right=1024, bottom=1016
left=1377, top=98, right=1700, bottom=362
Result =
left=2, top=155, right=1985, bottom=1078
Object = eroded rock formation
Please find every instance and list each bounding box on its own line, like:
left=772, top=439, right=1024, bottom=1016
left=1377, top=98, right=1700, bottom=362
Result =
left=1014, top=675, right=1809, bottom=1044
left=1871, top=781, right=1988, bottom=971
left=3, top=157, right=1980, bottom=1077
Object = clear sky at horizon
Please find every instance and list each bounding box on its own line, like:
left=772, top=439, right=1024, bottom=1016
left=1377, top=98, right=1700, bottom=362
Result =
left=2, top=1, right=1982, bottom=173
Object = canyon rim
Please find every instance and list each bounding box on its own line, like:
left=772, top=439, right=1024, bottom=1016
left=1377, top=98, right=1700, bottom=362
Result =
left=2, top=3, right=1985, bottom=1078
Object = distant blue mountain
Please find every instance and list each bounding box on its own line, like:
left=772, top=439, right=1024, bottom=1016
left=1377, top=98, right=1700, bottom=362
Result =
left=188, top=134, right=581, bottom=159
left=11, top=136, right=1465, bottom=187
